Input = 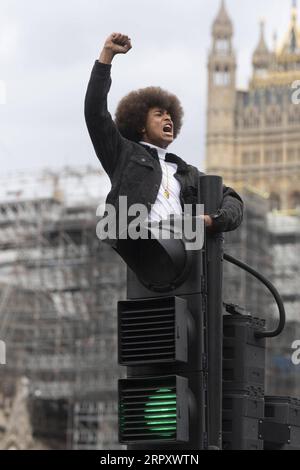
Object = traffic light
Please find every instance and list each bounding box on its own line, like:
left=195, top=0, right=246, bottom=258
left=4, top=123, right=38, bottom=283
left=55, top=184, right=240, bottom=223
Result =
left=118, top=375, right=190, bottom=445
left=116, top=176, right=224, bottom=450
left=117, top=239, right=207, bottom=450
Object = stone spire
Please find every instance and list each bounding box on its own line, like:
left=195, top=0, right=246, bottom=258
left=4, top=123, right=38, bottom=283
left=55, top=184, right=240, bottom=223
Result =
left=212, top=0, right=233, bottom=37
left=278, top=0, right=300, bottom=54
left=289, top=0, right=298, bottom=51
left=252, top=20, right=271, bottom=70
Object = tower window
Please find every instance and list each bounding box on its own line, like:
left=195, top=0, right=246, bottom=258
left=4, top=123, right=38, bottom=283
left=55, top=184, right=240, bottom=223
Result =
left=214, top=66, right=230, bottom=86
left=242, top=151, right=260, bottom=165
left=215, top=38, right=230, bottom=54
left=242, top=93, right=249, bottom=106
left=276, top=90, right=283, bottom=106
left=254, top=91, right=261, bottom=106
left=264, top=149, right=282, bottom=164
left=265, top=89, right=272, bottom=105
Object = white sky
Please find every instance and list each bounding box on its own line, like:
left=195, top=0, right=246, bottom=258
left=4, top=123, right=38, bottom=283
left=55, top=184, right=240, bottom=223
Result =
left=0, top=0, right=295, bottom=175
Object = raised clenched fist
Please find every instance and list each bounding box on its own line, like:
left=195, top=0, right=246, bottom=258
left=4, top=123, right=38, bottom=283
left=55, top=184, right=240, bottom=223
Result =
left=99, top=33, right=132, bottom=64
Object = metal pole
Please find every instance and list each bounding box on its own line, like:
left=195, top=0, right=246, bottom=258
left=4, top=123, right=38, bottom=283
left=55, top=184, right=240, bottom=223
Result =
left=199, top=175, right=223, bottom=450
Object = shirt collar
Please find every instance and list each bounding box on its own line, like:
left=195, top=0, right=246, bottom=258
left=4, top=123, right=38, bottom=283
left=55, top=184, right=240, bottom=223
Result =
left=138, top=142, right=189, bottom=173
left=139, top=141, right=168, bottom=160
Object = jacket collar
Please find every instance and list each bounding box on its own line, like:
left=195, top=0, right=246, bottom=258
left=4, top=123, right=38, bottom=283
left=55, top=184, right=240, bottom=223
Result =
left=139, top=143, right=189, bottom=174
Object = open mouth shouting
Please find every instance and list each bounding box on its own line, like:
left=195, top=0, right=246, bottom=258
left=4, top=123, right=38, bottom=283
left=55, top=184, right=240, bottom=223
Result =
left=163, top=122, right=173, bottom=136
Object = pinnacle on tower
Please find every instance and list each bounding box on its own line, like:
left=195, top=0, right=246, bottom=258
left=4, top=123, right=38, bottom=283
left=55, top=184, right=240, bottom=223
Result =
left=252, top=20, right=271, bottom=70
left=291, top=0, right=298, bottom=50
left=277, top=0, right=300, bottom=55
left=212, top=0, right=233, bottom=37
left=256, top=20, right=269, bottom=54
left=216, top=0, right=231, bottom=23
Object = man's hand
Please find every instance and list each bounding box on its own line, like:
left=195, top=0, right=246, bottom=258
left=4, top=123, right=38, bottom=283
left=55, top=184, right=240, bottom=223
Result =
left=99, top=33, right=132, bottom=64
left=203, top=215, right=213, bottom=228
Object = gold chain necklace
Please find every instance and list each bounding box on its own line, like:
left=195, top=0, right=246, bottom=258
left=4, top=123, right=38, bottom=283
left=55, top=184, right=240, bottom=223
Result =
left=163, top=160, right=170, bottom=199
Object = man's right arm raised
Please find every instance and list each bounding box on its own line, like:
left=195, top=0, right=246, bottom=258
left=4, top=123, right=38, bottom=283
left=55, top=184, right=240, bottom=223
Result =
left=84, top=33, right=132, bottom=180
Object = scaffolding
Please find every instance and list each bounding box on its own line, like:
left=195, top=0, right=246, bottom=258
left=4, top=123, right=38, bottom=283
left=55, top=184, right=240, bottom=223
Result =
left=71, top=398, right=122, bottom=450
left=267, top=210, right=300, bottom=322
left=0, top=166, right=126, bottom=449
left=223, top=194, right=300, bottom=398
left=223, top=187, right=273, bottom=318
left=266, top=210, right=300, bottom=397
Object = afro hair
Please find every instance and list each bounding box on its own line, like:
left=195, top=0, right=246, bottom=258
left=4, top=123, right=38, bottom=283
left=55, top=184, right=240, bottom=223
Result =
left=115, top=86, right=184, bottom=142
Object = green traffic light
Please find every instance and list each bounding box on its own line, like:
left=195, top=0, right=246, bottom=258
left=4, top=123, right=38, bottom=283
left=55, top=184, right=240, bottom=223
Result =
left=144, top=388, right=177, bottom=438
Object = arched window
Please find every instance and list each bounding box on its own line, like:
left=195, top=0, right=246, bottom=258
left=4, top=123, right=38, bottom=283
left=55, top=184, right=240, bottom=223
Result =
left=214, top=66, right=230, bottom=86
left=254, top=91, right=261, bottom=107
left=269, top=193, right=281, bottom=211
left=265, top=89, right=272, bottom=104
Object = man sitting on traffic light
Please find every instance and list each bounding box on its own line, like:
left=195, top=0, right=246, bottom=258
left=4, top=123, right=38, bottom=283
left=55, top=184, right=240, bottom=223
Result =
left=85, top=33, right=243, bottom=248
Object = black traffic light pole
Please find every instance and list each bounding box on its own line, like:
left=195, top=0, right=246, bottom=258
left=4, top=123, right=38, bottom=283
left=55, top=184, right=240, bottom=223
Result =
left=199, top=175, right=223, bottom=450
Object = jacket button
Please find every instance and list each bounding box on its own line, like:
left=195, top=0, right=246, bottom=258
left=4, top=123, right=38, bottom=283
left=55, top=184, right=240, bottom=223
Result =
left=141, top=158, right=146, bottom=162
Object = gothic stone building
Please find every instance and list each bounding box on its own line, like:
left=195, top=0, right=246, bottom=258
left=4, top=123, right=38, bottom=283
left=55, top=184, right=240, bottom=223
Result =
left=206, top=0, right=300, bottom=212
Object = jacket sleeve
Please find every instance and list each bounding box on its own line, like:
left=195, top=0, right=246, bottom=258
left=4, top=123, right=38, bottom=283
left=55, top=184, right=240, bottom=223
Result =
left=84, top=61, right=125, bottom=180
left=210, top=185, right=244, bottom=232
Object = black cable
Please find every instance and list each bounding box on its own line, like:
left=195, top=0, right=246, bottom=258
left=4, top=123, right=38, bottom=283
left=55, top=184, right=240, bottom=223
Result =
left=223, top=252, right=286, bottom=338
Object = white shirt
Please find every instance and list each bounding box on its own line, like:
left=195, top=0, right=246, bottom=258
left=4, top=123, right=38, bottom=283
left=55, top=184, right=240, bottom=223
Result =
left=139, top=142, right=182, bottom=223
